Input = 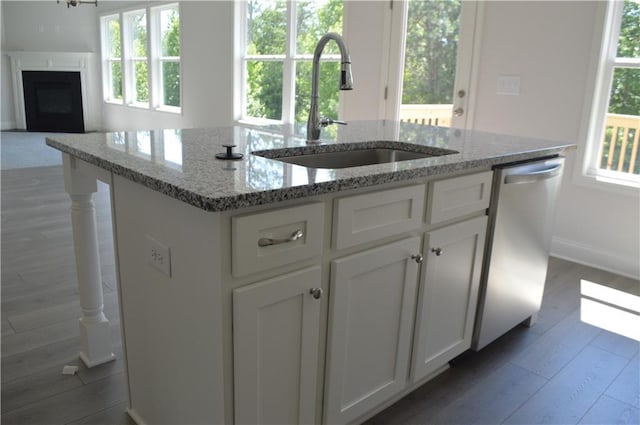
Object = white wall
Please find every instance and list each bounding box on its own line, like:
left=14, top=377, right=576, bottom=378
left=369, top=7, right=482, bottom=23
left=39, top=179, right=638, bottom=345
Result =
left=342, top=1, right=388, bottom=121
left=470, top=1, right=639, bottom=278
left=1, top=3, right=15, bottom=129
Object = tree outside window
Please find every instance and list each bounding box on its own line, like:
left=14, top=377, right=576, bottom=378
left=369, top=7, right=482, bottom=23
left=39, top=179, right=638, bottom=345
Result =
left=128, top=11, right=149, bottom=105
left=242, top=0, right=344, bottom=124
left=158, top=6, right=180, bottom=108
left=402, top=0, right=461, bottom=106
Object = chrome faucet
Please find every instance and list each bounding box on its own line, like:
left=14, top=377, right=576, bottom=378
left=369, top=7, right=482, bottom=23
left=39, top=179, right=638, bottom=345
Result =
left=306, top=33, right=353, bottom=142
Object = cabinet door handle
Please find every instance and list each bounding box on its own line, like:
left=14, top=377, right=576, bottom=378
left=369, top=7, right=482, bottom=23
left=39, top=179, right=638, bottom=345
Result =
left=431, top=247, right=444, bottom=256
left=258, top=229, right=304, bottom=247
left=411, top=254, right=424, bottom=264
left=309, top=288, right=323, bottom=299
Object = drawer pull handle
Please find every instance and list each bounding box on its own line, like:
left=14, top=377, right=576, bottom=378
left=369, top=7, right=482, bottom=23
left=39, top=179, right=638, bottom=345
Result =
left=258, top=229, right=304, bottom=247
left=310, top=288, right=323, bottom=299
left=431, top=247, right=444, bottom=256
left=411, top=254, right=424, bottom=264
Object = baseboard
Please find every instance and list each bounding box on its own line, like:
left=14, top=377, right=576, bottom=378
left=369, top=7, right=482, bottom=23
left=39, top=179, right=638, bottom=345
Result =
left=1, top=120, right=17, bottom=131
left=551, top=236, right=640, bottom=280
left=126, top=408, right=147, bottom=425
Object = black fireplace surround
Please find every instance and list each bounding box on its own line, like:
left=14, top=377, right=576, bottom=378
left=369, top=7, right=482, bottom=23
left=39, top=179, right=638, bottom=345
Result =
left=22, top=71, right=85, bottom=133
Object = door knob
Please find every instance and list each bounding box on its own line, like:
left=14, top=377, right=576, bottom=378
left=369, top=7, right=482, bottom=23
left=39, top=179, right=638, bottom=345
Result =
left=309, top=288, right=323, bottom=299
left=411, top=254, right=424, bottom=264
left=431, top=247, right=444, bottom=256
left=453, top=108, right=464, bottom=117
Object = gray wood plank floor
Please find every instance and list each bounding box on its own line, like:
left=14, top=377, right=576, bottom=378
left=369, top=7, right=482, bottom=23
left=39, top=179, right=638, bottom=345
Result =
left=2, top=164, right=639, bottom=425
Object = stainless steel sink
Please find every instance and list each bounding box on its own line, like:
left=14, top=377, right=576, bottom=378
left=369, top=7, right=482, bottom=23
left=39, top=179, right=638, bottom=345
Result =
left=253, top=143, right=457, bottom=169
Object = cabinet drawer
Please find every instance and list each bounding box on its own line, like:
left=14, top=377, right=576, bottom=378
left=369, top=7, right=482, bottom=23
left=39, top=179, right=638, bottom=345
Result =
left=333, top=184, right=425, bottom=250
left=427, top=171, right=493, bottom=224
left=232, top=203, right=324, bottom=277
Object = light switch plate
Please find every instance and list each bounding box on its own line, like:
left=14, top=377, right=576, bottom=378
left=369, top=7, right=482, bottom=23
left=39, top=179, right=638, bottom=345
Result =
left=496, top=75, right=520, bottom=95
left=145, top=235, right=171, bottom=277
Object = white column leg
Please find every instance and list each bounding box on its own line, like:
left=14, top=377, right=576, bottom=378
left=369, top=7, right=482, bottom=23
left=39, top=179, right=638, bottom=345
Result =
left=63, top=155, right=115, bottom=367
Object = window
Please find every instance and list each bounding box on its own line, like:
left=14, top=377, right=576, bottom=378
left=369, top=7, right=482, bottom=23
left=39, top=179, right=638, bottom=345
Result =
left=100, top=4, right=181, bottom=112
left=238, top=0, right=344, bottom=124
left=582, top=0, right=639, bottom=188
left=124, top=10, right=149, bottom=106
left=154, top=5, right=181, bottom=108
left=102, top=14, right=122, bottom=102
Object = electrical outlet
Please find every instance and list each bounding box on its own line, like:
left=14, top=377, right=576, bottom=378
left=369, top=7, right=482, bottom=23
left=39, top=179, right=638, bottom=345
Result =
left=496, top=75, right=521, bottom=96
left=145, top=235, right=171, bottom=277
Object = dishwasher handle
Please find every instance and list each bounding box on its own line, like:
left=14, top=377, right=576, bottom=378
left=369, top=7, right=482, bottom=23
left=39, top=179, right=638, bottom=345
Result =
left=504, top=163, right=562, bottom=185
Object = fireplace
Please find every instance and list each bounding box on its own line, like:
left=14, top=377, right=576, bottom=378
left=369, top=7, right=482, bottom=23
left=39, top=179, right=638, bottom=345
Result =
left=22, top=71, right=85, bottom=133
left=6, top=51, right=93, bottom=132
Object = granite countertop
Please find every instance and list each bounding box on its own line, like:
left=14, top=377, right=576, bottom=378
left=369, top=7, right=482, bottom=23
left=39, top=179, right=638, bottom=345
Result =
left=46, top=121, right=574, bottom=212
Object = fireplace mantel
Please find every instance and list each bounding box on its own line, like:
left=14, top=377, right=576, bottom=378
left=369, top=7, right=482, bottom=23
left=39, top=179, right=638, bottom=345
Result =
left=6, top=51, right=93, bottom=130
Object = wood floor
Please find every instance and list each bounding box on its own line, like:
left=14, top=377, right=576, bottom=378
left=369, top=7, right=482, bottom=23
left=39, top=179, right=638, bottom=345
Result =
left=2, top=164, right=639, bottom=425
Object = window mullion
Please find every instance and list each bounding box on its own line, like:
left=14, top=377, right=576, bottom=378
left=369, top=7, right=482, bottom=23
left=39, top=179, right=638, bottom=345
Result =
left=281, top=1, right=297, bottom=124
left=147, top=6, right=155, bottom=110
left=613, top=57, right=640, bottom=67
left=122, top=13, right=132, bottom=105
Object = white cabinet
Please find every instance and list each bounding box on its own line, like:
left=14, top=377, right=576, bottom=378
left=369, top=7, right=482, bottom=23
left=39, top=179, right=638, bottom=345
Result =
left=427, top=171, right=492, bottom=224
left=232, top=202, right=324, bottom=277
left=233, top=266, right=323, bottom=425
left=231, top=171, right=492, bottom=425
left=324, top=237, right=421, bottom=424
left=332, top=184, right=425, bottom=249
left=412, top=215, right=487, bottom=380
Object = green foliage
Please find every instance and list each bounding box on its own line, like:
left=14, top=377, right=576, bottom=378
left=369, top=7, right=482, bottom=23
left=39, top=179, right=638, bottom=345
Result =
left=245, top=0, right=343, bottom=122
left=162, top=9, right=180, bottom=56
left=110, top=61, right=122, bottom=100
left=135, top=60, right=149, bottom=102
left=402, top=0, right=460, bottom=105
left=108, top=19, right=123, bottom=99
left=247, top=1, right=287, bottom=55
left=109, top=19, right=121, bottom=57
left=131, top=14, right=149, bottom=103
left=161, top=8, right=180, bottom=107
left=247, top=61, right=283, bottom=119
left=163, top=62, right=180, bottom=107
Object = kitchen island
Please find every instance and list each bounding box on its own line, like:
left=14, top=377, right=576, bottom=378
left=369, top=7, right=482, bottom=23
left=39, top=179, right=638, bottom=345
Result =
left=46, top=121, right=573, bottom=425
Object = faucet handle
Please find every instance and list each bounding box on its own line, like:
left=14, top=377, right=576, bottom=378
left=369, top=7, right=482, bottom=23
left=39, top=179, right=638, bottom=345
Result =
left=320, top=117, right=348, bottom=127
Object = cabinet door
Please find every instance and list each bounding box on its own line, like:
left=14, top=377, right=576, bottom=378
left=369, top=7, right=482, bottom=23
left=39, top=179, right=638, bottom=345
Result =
left=325, top=237, right=421, bottom=424
left=233, top=266, right=322, bottom=425
left=412, top=216, right=487, bottom=381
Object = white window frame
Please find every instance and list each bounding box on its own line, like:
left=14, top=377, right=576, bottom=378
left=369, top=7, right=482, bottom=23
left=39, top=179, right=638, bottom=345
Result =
left=151, top=3, right=182, bottom=113
left=100, top=3, right=181, bottom=114
left=123, top=9, right=149, bottom=108
left=234, top=1, right=342, bottom=125
left=575, top=0, right=639, bottom=194
left=100, top=13, right=123, bottom=104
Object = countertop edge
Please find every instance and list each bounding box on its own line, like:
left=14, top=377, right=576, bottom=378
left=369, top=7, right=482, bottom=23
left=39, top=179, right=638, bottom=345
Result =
left=47, top=137, right=569, bottom=212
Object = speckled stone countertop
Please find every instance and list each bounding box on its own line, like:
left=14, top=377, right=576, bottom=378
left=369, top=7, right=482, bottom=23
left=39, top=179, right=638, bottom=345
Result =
left=46, top=121, right=574, bottom=212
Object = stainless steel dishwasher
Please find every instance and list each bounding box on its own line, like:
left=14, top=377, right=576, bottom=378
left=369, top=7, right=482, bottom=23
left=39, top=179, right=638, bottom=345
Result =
left=472, top=156, right=565, bottom=350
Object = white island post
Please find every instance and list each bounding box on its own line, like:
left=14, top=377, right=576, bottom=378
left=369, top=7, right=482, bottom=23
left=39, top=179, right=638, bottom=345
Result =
left=63, top=154, right=115, bottom=367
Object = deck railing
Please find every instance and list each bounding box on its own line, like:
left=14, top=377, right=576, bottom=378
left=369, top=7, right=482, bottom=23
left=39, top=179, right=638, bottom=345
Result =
left=599, top=113, right=640, bottom=175
left=400, top=105, right=640, bottom=176
left=399, top=104, right=453, bottom=127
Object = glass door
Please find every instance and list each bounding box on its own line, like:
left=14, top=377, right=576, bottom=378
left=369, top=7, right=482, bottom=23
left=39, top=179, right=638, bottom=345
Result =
left=385, top=0, right=481, bottom=129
